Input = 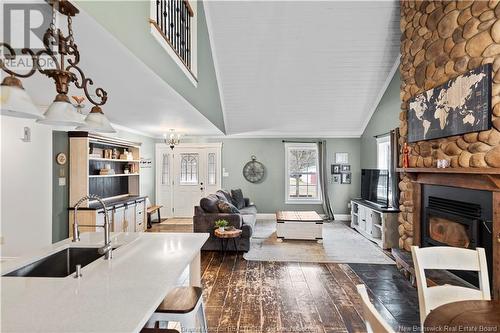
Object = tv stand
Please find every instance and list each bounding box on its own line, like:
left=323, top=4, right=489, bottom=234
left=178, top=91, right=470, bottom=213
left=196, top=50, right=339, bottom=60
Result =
left=350, top=199, right=399, bottom=249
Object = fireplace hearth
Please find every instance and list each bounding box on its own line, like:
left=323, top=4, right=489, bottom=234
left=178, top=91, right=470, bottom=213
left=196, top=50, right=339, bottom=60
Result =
left=422, top=185, right=493, bottom=288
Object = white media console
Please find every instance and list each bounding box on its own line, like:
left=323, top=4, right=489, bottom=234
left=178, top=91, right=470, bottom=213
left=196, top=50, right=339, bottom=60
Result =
left=350, top=199, right=400, bottom=249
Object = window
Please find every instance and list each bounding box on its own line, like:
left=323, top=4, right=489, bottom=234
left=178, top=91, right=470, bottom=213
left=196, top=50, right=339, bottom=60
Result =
left=180, top=153, right=198, bottom=185
left=161, top=153, right=170, bottom=185
left=376, top=135, right=392, bottom=205
left=377, top=136, right=391, bottom=170
left=207, top=153, right=216, bottom=185
left=285, top=143, right=322, bottom=204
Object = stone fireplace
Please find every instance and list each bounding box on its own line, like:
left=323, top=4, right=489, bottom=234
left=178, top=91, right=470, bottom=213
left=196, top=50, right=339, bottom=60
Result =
left=398, top=1, right=500, bottom=299
left=397, top=170, right=500, bottom=299
left=421, top=184, right=493, bottom=287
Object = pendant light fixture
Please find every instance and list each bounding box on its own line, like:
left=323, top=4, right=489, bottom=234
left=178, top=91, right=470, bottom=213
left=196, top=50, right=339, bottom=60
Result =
left=76, top=106, right=116, bottom=133
left=0, top=75, right=43, bottom=119
left=164, top=129, right=181, bottom=150
left=0, top=1, right=113, bottom=130
left=70, top=96, right=115, bottom=133
left=36, top=93, right=85, bottom=126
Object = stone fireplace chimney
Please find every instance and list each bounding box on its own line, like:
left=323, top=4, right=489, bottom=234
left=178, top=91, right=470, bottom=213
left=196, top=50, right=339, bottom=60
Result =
left=399, top=1, right=500, bottom=299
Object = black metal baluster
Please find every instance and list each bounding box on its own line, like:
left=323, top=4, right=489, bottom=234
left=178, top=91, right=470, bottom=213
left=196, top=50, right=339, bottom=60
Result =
left=156, top=0, right=160, bottom=26
left=181, top=3, right=185, bottom=63
left=177, top=0, right=181, bottom=54
left=186, top=7, right=191, bottom=68
left=169, top=0, right=174, bottom=45
left=162, top=0, right=166, bottom=37
left=167, top=0, right=171, bottom=39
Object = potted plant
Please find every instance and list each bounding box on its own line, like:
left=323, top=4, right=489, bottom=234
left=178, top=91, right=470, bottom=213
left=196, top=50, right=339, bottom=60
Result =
left=215, top=219, right=228, bottom=232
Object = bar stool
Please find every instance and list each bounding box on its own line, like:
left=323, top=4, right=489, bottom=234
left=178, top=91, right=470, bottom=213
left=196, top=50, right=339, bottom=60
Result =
left=146, top=287, right=207, bottom=333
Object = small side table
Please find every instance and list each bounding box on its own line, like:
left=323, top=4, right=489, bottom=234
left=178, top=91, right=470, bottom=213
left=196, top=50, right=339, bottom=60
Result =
left=214, top=228, right=242, bottom=253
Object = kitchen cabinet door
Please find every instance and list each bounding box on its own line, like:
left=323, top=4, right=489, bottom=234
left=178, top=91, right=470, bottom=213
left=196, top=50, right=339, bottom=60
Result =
left=135, top=200, right=145, bottom=232
left=113, top=207, right=125, bottom=232
left=124, top=204, right=136, bottom=232
left=96, top=210, right=113, bottom=232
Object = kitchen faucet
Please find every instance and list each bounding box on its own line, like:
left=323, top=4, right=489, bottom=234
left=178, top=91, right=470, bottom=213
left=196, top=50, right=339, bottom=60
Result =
left=73, top=194, right=113, bottom=260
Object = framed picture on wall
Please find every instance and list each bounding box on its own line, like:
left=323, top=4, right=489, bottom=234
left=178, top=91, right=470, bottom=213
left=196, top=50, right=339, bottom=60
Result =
left=332, top=174, right=341, bottom=184
left=341, top=172, right=351, bottom=184
left=331, top=164, right=341, bottom=174
left=341, top=164, right=351, bottom=172
left=335, top=152, right=349, bottom=164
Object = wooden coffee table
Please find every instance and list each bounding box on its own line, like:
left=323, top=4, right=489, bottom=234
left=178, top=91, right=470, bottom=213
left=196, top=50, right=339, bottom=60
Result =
left=276, top=211, right=323, bottom=242
left=214, top=228, right=242, bottom=253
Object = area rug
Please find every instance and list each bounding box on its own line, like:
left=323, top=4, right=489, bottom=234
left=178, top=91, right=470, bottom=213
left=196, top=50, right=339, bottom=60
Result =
left=243, top=220, right=395, bottom=264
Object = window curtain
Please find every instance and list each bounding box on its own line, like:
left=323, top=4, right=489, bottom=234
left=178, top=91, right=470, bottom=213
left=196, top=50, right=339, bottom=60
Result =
left=389, top=129, right=400, bottom=208
left=318, top=141, right=334, bottom=220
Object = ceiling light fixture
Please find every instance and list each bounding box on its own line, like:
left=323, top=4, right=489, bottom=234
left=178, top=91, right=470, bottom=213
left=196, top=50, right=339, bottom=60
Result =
left=164, top=129, right=181, bottom=150
left=0, top=0, right=113, bottom=132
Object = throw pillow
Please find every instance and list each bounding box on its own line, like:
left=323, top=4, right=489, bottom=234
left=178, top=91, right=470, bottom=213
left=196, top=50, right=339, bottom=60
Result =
left=216, top=200, right=240, bottom=214
left=216, top=189, right=232, bottom=203
left=200, top=195, right=219, bottom=213
left=231, top=189, right=245, bottom=209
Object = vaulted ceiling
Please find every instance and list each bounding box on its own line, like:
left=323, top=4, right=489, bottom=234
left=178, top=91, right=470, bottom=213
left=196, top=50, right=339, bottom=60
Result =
left=205, top=1, right=401, bottom=137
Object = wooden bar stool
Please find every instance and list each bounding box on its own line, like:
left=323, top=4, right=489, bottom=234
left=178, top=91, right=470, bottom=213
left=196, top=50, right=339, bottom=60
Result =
left=146, top=287, right=207, bottom=333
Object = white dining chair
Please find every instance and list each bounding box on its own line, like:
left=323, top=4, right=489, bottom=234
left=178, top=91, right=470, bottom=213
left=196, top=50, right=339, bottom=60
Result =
left=411, top=246, right=490, bottom=328
left=356, top=284, right=394, bottom=333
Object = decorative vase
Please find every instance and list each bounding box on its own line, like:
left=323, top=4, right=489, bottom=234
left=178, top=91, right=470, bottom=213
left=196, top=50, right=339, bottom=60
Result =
left=218, top=227, right=225, bottom=232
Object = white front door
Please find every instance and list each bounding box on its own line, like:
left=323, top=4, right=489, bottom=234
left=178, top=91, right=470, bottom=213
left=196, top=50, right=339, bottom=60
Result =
left=156, top=144, right=222, bottom=218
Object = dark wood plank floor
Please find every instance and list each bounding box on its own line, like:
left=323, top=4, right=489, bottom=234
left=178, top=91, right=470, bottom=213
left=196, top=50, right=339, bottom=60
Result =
left=200, top=252, right=419, bottom=333
left=148, top=224, right=420, bottom=332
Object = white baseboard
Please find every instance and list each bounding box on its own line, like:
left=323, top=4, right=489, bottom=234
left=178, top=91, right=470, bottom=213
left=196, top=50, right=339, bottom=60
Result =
left=256, top=213, right=351, bottom=221
left=334, top=214, right=351, bottom=221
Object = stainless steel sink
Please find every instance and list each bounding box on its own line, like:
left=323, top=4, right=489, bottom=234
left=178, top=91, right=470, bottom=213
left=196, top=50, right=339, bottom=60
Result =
left=3, top=247, right=115, bottom=278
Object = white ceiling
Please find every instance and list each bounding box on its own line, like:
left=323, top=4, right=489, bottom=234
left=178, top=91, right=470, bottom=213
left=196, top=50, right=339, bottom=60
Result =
left=12, top=1, right=223, bottom=138
left=205, top=0, right=400, bottom=137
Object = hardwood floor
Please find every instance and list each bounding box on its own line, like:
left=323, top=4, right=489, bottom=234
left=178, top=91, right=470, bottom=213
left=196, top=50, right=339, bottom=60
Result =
left=200, top=252, right=419, bottom=333
left=148, top=224, right=420, bottom=332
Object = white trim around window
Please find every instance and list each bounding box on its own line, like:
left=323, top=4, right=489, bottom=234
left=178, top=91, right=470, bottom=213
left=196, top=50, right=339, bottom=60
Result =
left=284, top=142, right=323, bottom=205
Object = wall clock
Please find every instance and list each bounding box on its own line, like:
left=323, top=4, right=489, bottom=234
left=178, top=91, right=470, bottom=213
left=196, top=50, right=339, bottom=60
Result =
left=243, top=155, right=265, bottom=183
left=56, top=152, right=67, bottom=165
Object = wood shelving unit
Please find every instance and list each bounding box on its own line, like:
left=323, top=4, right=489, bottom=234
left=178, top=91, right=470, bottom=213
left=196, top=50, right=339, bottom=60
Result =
left=89, top=157, right=140, bottom=163
left=88, top=173, right=140, bottom=178
left=69, top=132, right=142, bottom=207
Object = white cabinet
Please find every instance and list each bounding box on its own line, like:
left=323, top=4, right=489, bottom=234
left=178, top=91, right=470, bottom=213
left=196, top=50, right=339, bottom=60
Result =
left=124, top=204, right=136, bottom=232
left=350, top=200, right=399, bottom=249
left=135, top=200, right=146, bottom=232
left=113, top=206, right=126, bottom=232
left=96, top=209, right=113, bottom=233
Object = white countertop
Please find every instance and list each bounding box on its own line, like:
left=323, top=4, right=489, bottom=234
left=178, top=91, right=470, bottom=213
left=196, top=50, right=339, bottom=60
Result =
left=1, top=232, right=209, bottom=333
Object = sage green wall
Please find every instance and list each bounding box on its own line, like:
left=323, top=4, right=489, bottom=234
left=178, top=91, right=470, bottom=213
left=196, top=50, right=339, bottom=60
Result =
left=178, top=137, right=361, bottom=215
left=360, top=72, right=401, bottom=168
left=52, top=130, right=156, bottom=243
left=52, top=131, right=70, bottom=243
left=76, top=1, right=225, bottom=133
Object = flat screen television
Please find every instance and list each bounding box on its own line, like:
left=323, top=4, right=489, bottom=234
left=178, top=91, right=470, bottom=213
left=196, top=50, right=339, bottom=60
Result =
left=361, top=169, right=389, bottom=207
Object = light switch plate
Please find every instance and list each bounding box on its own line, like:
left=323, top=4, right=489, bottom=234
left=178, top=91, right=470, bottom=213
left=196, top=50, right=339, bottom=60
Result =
left=59, top=177, right=66, bottom=186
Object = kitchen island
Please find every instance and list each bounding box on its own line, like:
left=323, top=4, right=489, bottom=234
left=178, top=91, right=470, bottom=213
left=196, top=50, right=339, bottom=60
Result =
left=1, top=232, right=209, bottom=333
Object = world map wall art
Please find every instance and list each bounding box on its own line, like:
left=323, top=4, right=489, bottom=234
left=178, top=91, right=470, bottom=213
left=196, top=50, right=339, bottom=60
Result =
left=407, top=64, right=492, bottom=143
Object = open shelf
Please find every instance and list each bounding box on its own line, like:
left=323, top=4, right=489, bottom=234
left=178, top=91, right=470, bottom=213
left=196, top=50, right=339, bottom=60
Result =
left=396, top=167, right=500, bottom=175
left=89, top=157, right=140, bottom=163
left=89, top=173, right=139, bottom=178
